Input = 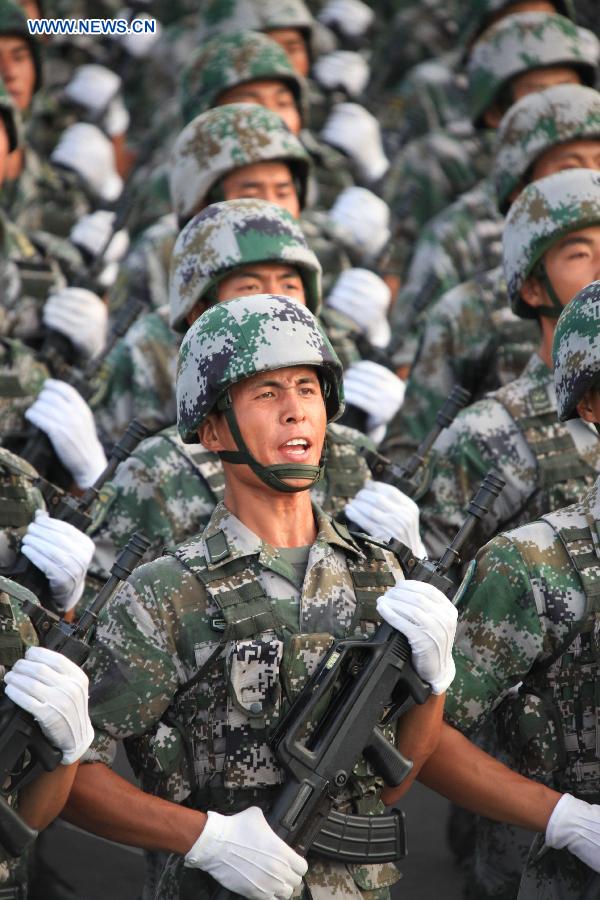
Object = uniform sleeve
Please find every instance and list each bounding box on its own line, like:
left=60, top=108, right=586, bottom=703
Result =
left=84, top=565, right=184, bottom=741
left=444, top=534, right=545, bottom=736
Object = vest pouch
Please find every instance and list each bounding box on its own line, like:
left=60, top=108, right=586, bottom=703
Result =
left=304, top=859, right=400, bottom=898
left=224, top=636, right=285, bottom=789
left=495, top=689, right=563, bottom=780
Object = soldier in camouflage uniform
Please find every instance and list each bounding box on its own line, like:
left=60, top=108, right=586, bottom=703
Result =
left=383, top=10, right=598, bottom=289
left=409, top=168, right=600, bottom=564
left=384, top=82, right=600, bottom=461
left=88, top=198, right=423, bottom=590
left=67, top=294, right=457, bottom=899
left=387, top=11, right=600, bottom=366
left=436, top=280, right=600, bottom=899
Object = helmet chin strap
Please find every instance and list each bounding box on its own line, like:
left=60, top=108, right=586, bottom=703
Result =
left=216, top=391, right=326, bottom=493
left=535, top=261, right=564, bottom=319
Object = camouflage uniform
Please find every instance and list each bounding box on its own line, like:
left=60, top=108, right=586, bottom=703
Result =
left=446, top=283, right=600, bottom=899
left=416, top=169, right=600, bottom=562
left=83, top=296, right=405, bottom=898
left=387, top=18, right=600, bottom=360
left=382, top=11, right=600, bottom=284
left=384, top=83, right=600, bottom=455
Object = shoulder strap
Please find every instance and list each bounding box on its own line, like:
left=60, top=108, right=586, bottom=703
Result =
left=164, top=433, right=226, bottom=504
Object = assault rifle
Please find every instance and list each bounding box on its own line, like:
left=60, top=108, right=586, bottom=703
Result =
left=0, top=531, right=150, bottom=858
left=1, top=419, right=149, bottom=611
left=362, top=385, right=471, bottom=498
left=212, top=471, right=505, bottom=898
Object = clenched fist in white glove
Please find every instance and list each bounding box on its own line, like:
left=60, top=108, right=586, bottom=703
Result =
left=318, top=0, right=374, bottom=38
left=377, top=582, right=457, bottom=694
left=343, top=361, right=406, bottom=438
left=329, top=187, right=391, bottom=262
left=21, top=511, right=95, bottom=613
left=25, top=380, right=108, bottom=489
left=4, top=646, right=94, bottom=765
left=185, top=806, right=307, bottom=899
left=51, top=123, right=123, bottom=202
left=546, top=794, right=600, bottom=872
left=313, top=51, right=370, bottom=98
left=322, top=103, right=389, bottom=182
left=345, top=481, right=427, bottom=559
left=64, top=65, right=121, bottom=118
left=43, top=287, right=108, bottom=362
left=327, top=269, right=391, bottom=348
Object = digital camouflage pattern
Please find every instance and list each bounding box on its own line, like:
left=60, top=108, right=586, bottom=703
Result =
left=495, top=84, right=600, bottom=214
left=382, top=122, right=497, bottom=279
left=87, top=421, right=373, bottom=585
left=553, top=280, right=600, bottom=421
left=169, top=198, right=322, bottom=331
left=456, top=0, right=576, bottom=45
left=177, top=293, right=343, bottom=441
left=198, top=0, right=316, bottom=49
left=417, top=353, right=600, bottom=562
left=0, top=447, right=44, bottom=566
left=467, top=12, right=599, bottom=126
left=179, top=30, right=308, bottom=126
left=169, top=103, right=311, bottom=224
left=383, top=265, right=538, bottom=460
left=447, top=475, right=600, bottom=899
left=504, top=168, right=600, bottom=317
left=388, top=177, right=503, bottom=364
left=84, top=501, right=403, bottom=898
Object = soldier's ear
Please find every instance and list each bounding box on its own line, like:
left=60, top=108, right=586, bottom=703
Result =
left=198, top=412, right=227, bottom=451
left=575, top=389, right=599, bottom=424
left=520, top=275, right=545, bottom=310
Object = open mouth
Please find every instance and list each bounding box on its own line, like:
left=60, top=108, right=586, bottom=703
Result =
left=278, top=437, right=312, bottom=460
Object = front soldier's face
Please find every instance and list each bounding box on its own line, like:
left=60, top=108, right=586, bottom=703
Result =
left=542, top=226, right=600, bottom=307
left=267, top=28, right=310, bottom=78
left=531, top=139, right=600, bottom=181
left=0, top=36, right=35, bottom=110
left=217, top=78, right=302, bottom=135
left=510, top=66, right=581, bottom=104
left=221, top=161, right=301, bottom=218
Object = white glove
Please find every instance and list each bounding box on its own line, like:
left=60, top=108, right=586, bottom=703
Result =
left=25, top=380, right=108, bottom=489
left=376, top=582, right=457, bottom=694
left=115, top=14, right=162, bottom=58
left=42, top=287, right=108, bottom=362
left=51, top=123, right=123, bottom=202
left=329, top=187, right=391, bottom=262
left=21, top=511, right=95, bottom=613
left=4, top=646, right=94, bottom=765
left=102, top=95, right=130, bottom=137
left=70, top=211, right=130, bottom=265
left=318, top=0, right=374, bottom=38
left=184, top=807, right=307, bottom=899
left=345, top=481, right=427, bottom=559
left=546, top=794, right=600, bottom=871
left=327, top=268, right=391, bottom=348
left=343, top=360, right=406, bottom=434
left=322, top=103, right=388, bottom=182
left=313, top=51, right=370, bottom=98
left=63, top=64, right=121, bottom=119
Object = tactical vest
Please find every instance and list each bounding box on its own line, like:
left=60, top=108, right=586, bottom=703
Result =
left=168, top=425, right=370, bottom=519
left=495, top=377, right=599, bottom=526
left=126, top=524, right=396, bottom=815
left=497, top=515, right=600, bottom=801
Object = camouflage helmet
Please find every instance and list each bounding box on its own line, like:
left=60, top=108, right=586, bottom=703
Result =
left=169, top=103, right=311, bottom=225
left=169, top=198, right=322, bottom=332
left=177, top=293, right=344, bottom=442
left=458, top=0, right=576, bottom=48
left=199, top=0, right=316, bottom=54
left=467, top=12, right=599, bottom=126
left=494, top=84, right=600, bottom=213
left=553, top=280, right=600, bottom=420
left=504, top=168, right=600, bottom=318
left=0, top=76, right=21, bottom=151
left=180, top=30, right=308, bottom=126
left=0, top=0, right=42, bottom=93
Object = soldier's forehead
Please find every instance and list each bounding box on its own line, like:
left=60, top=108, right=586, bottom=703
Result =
left=234, top=364, right=319, bottom=388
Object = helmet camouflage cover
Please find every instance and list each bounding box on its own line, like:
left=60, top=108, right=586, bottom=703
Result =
left=553, top=280, right=600, bottom=421
left=467, top=12, right=599, bottom=126
left=0, top=0, right=42, bottom=92
left=179, top=30, right=308, bottom=125
left=169, top=103, right=311, bottom=224
left=457, top=0, right=575, bottom=47
left=0, top=76, right=20, bottom=151
left=503, top=167, right=600, bottom=317
left=169, top=198, right=322, bottom=332
left=199, top=0, right=316, bottom=49
left=494, top=83, right=600, bottom=213
left=177, top=293, right=344, bottom=442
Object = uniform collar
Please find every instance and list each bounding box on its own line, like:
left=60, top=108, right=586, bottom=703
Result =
left=201, top=501, right=364, bottom=572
